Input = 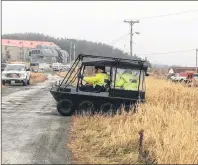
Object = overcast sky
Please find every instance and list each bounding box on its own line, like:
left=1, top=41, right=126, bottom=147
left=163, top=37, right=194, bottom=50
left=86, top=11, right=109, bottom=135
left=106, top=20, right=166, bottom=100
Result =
left=2, top=1, right=198, bottom=66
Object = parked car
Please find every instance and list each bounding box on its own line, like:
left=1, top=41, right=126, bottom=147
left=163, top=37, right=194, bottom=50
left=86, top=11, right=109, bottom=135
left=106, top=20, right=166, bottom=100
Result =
left=171, top=72, right=187, bottom=82
left=186, top=72, right=198, bottom=87
left=167, top=73, right=175, bottom=80
left=194, top=73, right=198, bottom=80
left=170, top=73, right=179, bottom=81
left=30, top=62, right=39, bottom=72
left=2, top=63, right=30, bottom=86
left=39, top=63, right=50, bottom=71
left=193, top=73, right=198, bottom=87
left=52, top=62, right=63, bottom=71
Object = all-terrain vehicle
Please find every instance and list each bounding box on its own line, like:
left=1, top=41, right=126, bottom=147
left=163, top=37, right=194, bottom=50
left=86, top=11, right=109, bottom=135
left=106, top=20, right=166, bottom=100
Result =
left=50, top=54, right=149, bottom=116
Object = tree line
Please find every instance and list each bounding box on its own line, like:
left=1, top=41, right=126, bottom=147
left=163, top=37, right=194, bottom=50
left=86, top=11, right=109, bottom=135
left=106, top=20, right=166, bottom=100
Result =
left=2, top=33, right=132, bottom=59
left=2, top=32, right=152, bottom=67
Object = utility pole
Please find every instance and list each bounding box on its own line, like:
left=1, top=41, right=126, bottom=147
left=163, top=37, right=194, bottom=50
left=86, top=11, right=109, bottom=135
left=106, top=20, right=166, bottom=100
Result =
left=73, top=43, right=76, bottom=61
left=124, top=20, right=139, bottom=56
left=196, top=49, right=198, bottom=73
left=69, top=42, right=72, bottom=66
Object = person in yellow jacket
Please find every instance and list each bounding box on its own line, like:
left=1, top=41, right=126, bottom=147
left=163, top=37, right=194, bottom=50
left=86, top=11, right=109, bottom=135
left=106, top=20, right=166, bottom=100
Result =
left=115, top=69, right=139, bottom=91
left=79, top=66, right=109, bottom=92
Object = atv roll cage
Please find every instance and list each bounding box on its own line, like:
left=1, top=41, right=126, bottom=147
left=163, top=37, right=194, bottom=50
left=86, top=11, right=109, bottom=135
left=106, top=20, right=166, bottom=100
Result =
left=56, top=54, right=148, bottom=91
left=50, top=54, right=148, bottom=116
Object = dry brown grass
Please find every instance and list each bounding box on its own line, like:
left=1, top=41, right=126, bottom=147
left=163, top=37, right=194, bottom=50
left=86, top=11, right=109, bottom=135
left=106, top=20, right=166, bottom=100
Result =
left=56, top=71, right=67, bottom=78
left=30, top=72, right=48, bottom=84
left=69, top=76, right=198, bottom=164
left=8, top=60, right=25, bottom=64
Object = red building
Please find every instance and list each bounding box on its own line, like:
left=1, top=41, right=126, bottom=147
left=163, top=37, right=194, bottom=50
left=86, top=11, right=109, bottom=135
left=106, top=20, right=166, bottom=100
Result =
left=2, top=39, right=56, bottom=61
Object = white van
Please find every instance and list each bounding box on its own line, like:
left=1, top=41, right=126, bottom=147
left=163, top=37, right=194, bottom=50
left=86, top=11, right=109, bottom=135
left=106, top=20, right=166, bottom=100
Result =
left=52, top=63, right=63, bottom=71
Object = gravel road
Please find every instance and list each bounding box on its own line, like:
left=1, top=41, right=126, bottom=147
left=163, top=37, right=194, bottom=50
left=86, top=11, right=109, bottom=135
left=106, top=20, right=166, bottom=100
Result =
left=2, top=74, right=73, bottom=164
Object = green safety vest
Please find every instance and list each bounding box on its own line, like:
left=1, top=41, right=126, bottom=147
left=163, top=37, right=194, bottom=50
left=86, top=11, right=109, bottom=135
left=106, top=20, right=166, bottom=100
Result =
left=84, top=73, right=109, bottom=87
left=115, top=73, right=139, bottom=90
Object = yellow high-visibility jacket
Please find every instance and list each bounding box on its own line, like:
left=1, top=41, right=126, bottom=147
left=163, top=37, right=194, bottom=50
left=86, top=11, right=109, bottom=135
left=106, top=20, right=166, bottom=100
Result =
left=84, top=73, right=109, bottom=87
left=115, top=73, right=139, bottom=90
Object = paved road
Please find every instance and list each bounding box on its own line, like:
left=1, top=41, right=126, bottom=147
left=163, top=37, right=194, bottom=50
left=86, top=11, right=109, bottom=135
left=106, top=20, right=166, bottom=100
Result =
left=2, top=75, right=73, bottom=164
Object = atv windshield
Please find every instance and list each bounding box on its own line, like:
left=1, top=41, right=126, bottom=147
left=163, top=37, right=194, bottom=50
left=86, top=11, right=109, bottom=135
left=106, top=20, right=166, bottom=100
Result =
left=5, top=65, right=25, bottom=71
left=111, top=68, right=146, bottom=91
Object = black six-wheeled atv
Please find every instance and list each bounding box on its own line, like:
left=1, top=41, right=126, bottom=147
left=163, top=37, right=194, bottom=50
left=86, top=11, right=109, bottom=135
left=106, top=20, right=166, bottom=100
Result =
left=50, top=54, right=149, bottom=116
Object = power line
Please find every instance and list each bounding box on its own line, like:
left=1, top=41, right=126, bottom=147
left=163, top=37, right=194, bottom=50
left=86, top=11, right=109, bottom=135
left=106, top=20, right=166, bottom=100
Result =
left=137, top=49, right=195, bottom=56
left=133, top=41, right=157, bottom=56
left=108, top=10, right=198, bottom=46
left=108, top=33, right=130, bottom=45
left=123, top=36, right=128, bottom=48
left=138, top=9, right=198, bottom=20
left=108, top=9, right=198, bottom=50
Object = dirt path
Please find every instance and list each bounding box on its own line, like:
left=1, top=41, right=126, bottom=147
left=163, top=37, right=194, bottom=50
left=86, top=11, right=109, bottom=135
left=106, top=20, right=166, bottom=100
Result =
left=2, top=74, right=72, bottom=164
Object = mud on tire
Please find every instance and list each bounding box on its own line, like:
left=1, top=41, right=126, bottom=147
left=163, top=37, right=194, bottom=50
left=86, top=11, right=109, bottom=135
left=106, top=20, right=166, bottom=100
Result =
left=100, top=103, right=116, bottom=116
left=57, top=99, right=74, bottom=116
left=78, top=100, right=95, bottom=116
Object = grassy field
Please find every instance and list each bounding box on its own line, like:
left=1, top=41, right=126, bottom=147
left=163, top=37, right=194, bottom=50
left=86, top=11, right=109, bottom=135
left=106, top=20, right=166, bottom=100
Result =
left=68, top=76, right=198, bottom=164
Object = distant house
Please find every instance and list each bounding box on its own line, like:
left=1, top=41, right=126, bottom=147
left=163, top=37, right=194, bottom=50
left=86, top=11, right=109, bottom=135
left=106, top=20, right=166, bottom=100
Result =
left=1, top=39, right=56, bottom=62
left=168, top=67, right=197, bottom=74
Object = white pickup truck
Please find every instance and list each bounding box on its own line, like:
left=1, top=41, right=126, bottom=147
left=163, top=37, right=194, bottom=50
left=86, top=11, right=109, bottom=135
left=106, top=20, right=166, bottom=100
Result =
left=171, top=73, right=187, bottom=82
left=2, top=63, right=31, bottom=86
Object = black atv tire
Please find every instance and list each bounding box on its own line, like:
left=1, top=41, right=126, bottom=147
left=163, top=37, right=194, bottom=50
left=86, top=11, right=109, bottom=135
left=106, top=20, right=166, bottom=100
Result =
left=100, top=103, right=116, bottom=116
left=78, top=100, right=95, bottom=115
left=57, top=99, right=74, bottom=116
